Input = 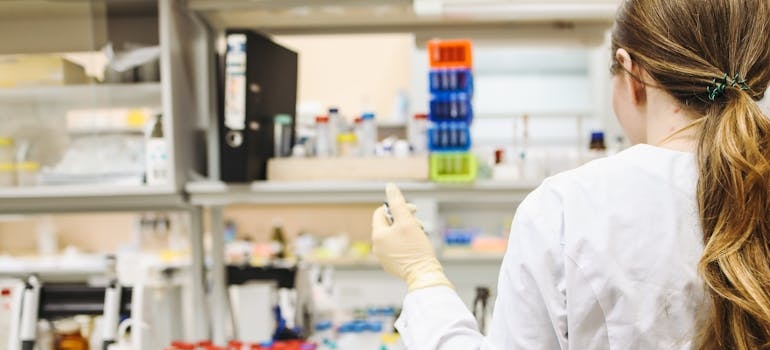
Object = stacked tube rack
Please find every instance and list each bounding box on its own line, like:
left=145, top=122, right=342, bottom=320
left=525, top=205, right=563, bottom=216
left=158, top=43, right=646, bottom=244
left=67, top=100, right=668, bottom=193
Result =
left=427, top=39, right=477, bottom=182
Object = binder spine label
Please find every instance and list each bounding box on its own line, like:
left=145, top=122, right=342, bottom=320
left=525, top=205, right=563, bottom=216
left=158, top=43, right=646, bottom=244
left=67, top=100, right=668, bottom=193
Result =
left=224, top=34, right=248, bottom=131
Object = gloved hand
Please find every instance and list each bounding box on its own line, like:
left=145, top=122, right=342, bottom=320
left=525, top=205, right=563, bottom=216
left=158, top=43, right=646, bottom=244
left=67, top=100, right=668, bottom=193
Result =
left=371, top=183, right=452, bottom=291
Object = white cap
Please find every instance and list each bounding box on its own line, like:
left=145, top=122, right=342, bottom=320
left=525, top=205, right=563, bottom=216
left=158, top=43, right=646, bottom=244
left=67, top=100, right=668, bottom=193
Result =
left=54, top=319, right=80, bottom=334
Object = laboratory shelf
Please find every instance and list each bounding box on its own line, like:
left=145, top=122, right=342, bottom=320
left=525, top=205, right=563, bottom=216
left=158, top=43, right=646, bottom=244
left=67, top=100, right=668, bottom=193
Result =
left=187, top=0, right=616, bottom=36
left=0, top=185, right=187, bottom=214
left=185, top=180, right=540, bottom=206
left=0, top=256, right=108, bottom=283
left=0, top=83, right=162, bottom=108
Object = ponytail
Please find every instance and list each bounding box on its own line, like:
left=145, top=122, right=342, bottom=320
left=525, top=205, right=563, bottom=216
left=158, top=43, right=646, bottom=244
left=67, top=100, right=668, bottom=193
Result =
left=696, top=90, right=770, bottom=349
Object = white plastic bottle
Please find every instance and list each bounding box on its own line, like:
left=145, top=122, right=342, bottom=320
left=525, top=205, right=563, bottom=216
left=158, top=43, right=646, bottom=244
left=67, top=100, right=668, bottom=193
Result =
left=408, top=113, right=429, bottom=155
left=359, top=113, right=377, bottom=156
left=314, top=115, right=333, bottom=157
left=328, top=107, right=343, bottom=155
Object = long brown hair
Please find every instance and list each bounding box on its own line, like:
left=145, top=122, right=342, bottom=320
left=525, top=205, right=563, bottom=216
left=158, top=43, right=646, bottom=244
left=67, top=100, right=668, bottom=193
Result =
left=611, top=0, right=770, bottom=348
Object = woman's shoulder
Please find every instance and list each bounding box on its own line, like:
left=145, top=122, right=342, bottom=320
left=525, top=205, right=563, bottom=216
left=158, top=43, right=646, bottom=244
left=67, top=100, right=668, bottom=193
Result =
left=535, top=144, right=697, bottom=205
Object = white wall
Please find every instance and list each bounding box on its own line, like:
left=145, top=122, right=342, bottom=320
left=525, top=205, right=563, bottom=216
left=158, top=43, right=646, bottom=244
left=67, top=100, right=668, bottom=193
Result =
left=273, top=34, right=413, bottom=125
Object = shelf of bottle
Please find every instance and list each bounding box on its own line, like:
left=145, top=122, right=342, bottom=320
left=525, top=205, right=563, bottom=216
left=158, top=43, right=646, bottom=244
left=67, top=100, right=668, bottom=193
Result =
left=0, top=82, right=162, bottom=109
left=0, top=184, right=185, bottom=214
left=185, top=180, right=540, bottom=206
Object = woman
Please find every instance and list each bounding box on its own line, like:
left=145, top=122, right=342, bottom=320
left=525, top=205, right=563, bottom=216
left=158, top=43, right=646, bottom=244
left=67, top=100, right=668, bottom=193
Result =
left=371, top=0, right=770, bottom=348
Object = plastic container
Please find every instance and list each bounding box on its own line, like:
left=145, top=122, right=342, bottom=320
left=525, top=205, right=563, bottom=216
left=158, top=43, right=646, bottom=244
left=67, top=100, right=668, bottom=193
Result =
left=15, top=161, right=40, bottom=186
left=428, top=122, right=471, bottom=152
left=359, top=113, right=377, bottom=156
left=427, top=39, right=473, bottom=68
left=336, top=133, right=358, bottom=157
left=409, top=113, right=429, bottom=155
left=585, top=130, right=607, bottom=163
left=314, top=115, right=333, bottom=157
left=429, top=92, right=473, bottom=122
left=328, top=107, right=343, bottom=155
left=0, top=162, right=15, bottom=187
left=274, top=114, right=294, bottom=158
left=429, top=68, right=473, bottom=94
left=0, top=137, right=14, bottom=163
left=429, top=152, right=477, bottom=183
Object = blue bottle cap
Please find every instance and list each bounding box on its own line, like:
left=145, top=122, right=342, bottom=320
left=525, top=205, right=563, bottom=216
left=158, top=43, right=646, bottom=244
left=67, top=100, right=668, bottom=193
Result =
left=367, top=322, right=383, bottom=333
left=315, top=321, right=333, bottom=331
left=352, top=322, right=367, bottom=332
left=591, top=131, right=605, bottom=141
left=361, top=113, right=375, bottom=120
left=328, top=107, right=339, bottom=113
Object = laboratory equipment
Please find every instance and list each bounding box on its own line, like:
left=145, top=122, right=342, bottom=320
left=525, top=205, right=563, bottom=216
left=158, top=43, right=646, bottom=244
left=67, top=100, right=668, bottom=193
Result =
left=228, top=281, right=277, bottom=344
left=359, top=113, right=377, bottom=156
left=314, top=115, right=333, bottom=157
left=271, top=219, right=288, bottom=259
left=274, top=114, right=294, bottom=158
left=336, top=133, right=358, bottom=157
left=328, top=107, right=343, bottom=155
left=145, top=113, right=168, bottom=185
left=427, top=39, right=475, bottom=183
left=589, top=131, right=607, bottom=151
left=408, top=113, right=429, bottom=155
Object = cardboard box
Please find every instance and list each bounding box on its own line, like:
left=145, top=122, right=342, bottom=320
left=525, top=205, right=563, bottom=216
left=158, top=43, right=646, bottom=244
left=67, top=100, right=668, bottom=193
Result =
left=267, top=156, right=430, bottom=181
left=0, top=54, right=90, bottom=87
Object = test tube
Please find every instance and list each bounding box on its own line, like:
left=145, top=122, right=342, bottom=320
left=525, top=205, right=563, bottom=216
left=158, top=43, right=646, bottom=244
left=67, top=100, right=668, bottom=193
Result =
left=448, top=68, right=458, bottom=90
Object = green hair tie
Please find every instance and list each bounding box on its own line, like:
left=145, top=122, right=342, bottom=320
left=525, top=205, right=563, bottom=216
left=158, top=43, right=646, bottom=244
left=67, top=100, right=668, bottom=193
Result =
left=707, top=73, right=750, bottom=101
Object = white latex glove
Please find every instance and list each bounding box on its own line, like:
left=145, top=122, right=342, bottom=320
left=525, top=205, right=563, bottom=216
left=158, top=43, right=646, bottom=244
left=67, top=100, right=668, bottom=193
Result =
left=372, top=183, right=452, bottom=291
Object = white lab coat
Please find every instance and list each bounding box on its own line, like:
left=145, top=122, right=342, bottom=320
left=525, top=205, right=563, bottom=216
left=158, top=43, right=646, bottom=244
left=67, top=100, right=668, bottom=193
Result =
left=396, top=144, right=706, bottom=349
